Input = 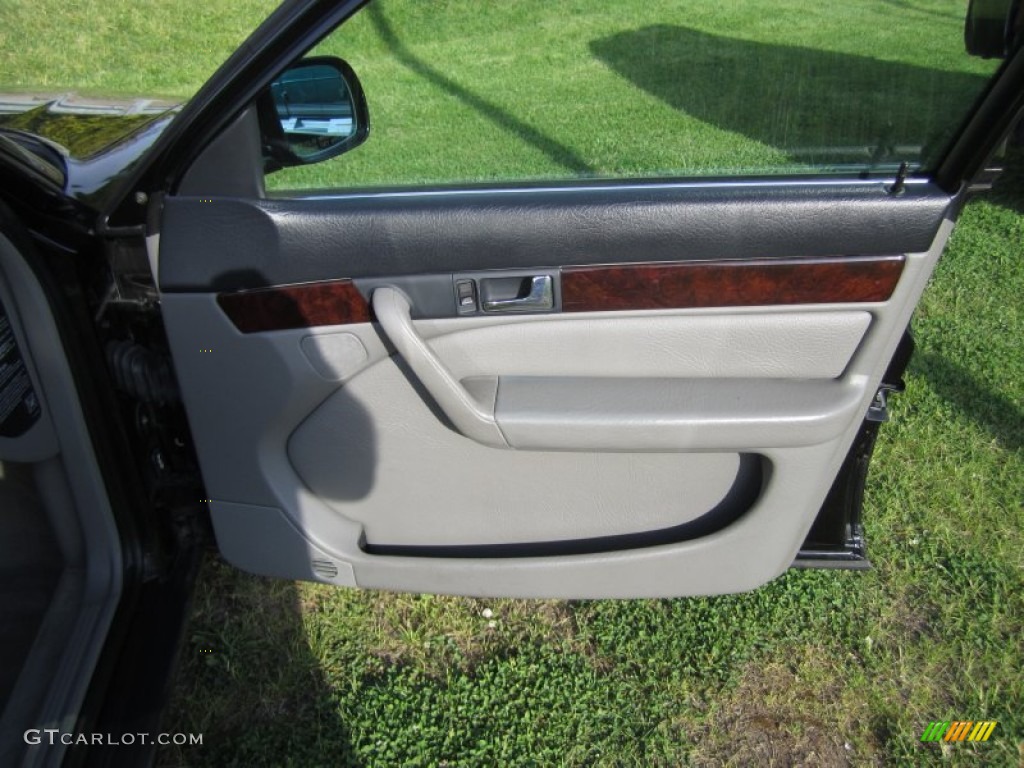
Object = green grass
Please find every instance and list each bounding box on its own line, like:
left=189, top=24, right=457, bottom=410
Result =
left=3, top=0, right=1021, bottom=765
left=276, top=0, right=1001, bottom=188
left=0, top=1, right=278, bottom=100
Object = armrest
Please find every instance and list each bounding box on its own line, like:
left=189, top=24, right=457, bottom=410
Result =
left=493, top=376, right=867, bottom=451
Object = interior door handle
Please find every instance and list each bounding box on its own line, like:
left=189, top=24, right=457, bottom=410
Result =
left=481, top=275, right=553, bottom=313
left=372, top=286, right=508, bottom=448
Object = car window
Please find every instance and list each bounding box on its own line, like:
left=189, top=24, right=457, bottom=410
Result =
left=268, top=0, right=1003, bottom=192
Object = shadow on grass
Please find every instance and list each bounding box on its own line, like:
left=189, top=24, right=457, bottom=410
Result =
left=878, top=0, right=964, bottom=22
left=156, top=556, right=355, bottom=767
left=365, top=3, right=593, bottom=175
left=913, top=351, right=1023, bottom=452
left=590, top=25, right=988, bottom=169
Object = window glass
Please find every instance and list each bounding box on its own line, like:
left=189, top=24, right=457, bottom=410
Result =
left=0, top=1, right=279, bottom=100
left=269, top=0, right=1003, bottom=191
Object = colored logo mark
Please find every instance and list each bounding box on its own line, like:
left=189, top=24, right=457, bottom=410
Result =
left=920, top=721, right=997, bottom=742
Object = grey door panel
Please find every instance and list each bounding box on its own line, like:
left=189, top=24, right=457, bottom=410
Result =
left=158, top=172, right=953, bottom=597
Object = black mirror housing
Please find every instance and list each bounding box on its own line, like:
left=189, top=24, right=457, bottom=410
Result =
left=258, top=55, right=369, bottom=172
left=965, top=0, right=1023, bottom=58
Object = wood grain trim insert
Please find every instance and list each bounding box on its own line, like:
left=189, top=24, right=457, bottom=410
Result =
left=217, top=279, right=372, bottom=333
left=561, top=256, right=905, bottom=313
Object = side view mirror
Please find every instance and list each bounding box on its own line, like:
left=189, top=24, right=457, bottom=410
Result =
left=258, top=55, right=369, bottom=172
left=965, top=0, right=1023, bottom=58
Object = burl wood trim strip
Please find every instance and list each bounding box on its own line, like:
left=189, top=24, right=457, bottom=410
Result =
left=560, top=256, right=905, bottom=313
left=217, top=279, right=372, bottom=333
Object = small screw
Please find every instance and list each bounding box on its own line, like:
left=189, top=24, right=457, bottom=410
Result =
left=134, top=191, right=148, bottom=205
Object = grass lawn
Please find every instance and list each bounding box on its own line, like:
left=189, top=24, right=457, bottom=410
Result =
left=3, top=0, right=1022, bottom=765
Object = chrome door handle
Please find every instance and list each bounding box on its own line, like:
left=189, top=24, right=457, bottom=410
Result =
left=481, top=275, right=553, bottom=313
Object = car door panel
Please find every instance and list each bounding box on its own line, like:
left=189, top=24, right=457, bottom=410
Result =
left=157, top=177, right=953, bottom=597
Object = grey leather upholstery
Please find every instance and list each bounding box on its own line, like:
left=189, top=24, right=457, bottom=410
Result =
left=372, top=286, right=868, bottom=452
left=492, top=377, right=865, bottom=452
left=422, top=310, right=871, bottom=381
left=286, top=354, right=747, bottom=547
